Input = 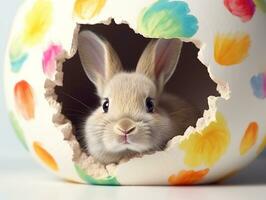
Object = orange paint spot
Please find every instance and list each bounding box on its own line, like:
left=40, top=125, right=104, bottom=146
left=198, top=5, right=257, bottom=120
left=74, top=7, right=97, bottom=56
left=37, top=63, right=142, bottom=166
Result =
left=33, top=142, right=58, bottom=171
left=214, top=33, right=251, bottom=66
left=14, top=80, right=35, bottom=120
left=240, top=122, right=259, bottom=155
left=257, top=135, right=266, bottom=155
left=168, top=169, right=209, bottom=185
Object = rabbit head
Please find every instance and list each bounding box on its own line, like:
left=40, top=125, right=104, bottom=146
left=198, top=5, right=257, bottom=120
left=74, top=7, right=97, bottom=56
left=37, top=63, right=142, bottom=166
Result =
left=78, top=31, right=183, bottom=164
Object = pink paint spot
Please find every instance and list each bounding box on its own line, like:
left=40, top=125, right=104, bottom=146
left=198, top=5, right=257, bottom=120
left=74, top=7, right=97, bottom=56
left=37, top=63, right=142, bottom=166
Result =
left=263, top=73, right=266, bottom=96
left=42, top=44, right=63, bottom=78
left=224, top=0, right=256, bottom=22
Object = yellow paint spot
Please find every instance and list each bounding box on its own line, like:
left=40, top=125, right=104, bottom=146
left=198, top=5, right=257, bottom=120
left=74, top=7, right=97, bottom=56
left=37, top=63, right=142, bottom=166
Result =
left=33, top=142, right=58, bottom=171
left=180, top=113, right=230, bottom=167
left=240, top=122, right=258, bottom=155
left=74, top=0, right=106, bottom=20
left=22, top=0, right=53, bottom=46
left=214, top=33, right=251, bottom=66
left=257, top=135, right=266, bottom=155
left=168, top=169, right=209, bottom=185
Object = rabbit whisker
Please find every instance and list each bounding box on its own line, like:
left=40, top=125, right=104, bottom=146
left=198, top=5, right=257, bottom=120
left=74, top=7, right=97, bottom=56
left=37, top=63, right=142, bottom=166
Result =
left=58, top=90, right=91, bottom=110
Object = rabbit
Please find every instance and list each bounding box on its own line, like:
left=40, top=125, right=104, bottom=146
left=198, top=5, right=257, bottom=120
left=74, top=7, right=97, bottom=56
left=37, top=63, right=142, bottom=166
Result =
left=78, top=30, right=199, bottom=164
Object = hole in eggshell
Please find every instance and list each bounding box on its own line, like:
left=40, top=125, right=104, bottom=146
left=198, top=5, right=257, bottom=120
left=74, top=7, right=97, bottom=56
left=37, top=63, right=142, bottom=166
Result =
left=47, top=20, right=224, bottom=179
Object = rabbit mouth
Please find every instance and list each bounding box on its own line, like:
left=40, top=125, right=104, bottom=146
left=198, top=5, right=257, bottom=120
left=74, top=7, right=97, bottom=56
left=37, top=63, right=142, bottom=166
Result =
left=116, top=134, right=130, bottom=145
left=122, top=135, right=130, bottom=144
left=110, top=133, right=152, bottom=153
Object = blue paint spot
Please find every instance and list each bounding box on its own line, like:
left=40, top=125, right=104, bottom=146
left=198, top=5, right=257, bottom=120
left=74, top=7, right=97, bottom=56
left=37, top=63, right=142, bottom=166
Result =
left=9, top=35, right=28, bottom=73
left=10, top=53, right=28, bottom=73
left=138, top=0, right=199, bottom=38
left=250, top=72, right=266, bottom=99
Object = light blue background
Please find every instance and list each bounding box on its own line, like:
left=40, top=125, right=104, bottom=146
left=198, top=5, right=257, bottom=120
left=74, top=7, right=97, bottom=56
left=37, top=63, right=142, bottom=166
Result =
left=0, top=1, right=265, bottom=160
left=0, top=0, right=30, bottom=159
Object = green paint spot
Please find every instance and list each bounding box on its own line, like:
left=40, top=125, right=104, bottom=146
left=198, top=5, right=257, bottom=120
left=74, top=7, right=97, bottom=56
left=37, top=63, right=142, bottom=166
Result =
left=9, top=35, right=28, bottom=73
left=9, top=112, right=28, bottom=150
left=137, top=0, right=198, bottom=39
left=75, top=165, right=120, bottom=185
left=254, top=0, right=266, bottom=13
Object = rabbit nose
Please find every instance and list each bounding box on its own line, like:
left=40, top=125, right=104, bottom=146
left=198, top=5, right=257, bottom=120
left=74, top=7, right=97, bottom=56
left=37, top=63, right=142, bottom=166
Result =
left=116, top=118, right=136, bottom=135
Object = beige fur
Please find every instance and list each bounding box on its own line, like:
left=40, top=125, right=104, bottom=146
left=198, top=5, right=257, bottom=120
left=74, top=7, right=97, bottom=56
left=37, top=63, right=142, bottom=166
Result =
left=78, top=31, right=198, bottom=164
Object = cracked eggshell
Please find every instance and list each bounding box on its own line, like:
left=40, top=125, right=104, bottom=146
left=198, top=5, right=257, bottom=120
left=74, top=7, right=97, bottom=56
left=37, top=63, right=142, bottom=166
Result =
left=4, top=0, right=266, bottom=185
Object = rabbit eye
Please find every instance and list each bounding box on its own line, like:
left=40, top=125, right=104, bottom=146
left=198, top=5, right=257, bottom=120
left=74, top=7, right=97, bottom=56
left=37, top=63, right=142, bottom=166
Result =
left=145, top=97, right=154, bottom=113
left=102, top=98, right=109, bottom=113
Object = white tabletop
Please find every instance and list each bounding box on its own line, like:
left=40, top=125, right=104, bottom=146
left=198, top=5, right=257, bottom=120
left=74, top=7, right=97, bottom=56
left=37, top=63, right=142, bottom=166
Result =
left=0, top=150, right=266, bottom=200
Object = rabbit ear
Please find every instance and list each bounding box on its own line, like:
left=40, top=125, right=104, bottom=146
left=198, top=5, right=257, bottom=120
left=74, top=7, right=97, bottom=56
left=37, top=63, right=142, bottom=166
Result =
left=78, top=31, right=122, bottom=96
left=136, top=39, right=183, bottom=93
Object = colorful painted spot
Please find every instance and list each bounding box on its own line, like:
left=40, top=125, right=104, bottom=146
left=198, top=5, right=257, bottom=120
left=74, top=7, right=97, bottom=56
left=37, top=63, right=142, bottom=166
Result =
left=168, top=169, right=209, bottom=185
left=179, top=112, right=230, bottom=168
left=42, top=44, right=63, bottom=78
left=240, top=122, right=258, bottom=155
left=8, top=112, right=28, bottom=150
left=250, top=71, right=266, bottom=99
left=22, top=0, right=53, bottom=46
left=33, top=142, right=58, bottom=171
left=257, top=135, right=266, bottom=155
left=14, top=80, right=35, bottom=120
left=224, top=0, right=256, bottom=22
left=214, top=33, right=251, bottom=66
left=254, top=0, right=266, bottom=13
left=9, top=35, right=28, bottom=73
left=74, top=0, right=106, bottom=20
left=137, top=0, right=199, bottom=39
left=75, top=165, right=119, bottom=185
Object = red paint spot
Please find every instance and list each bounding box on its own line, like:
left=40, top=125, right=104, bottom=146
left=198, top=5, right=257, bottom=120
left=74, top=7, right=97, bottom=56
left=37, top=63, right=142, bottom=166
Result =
left=14, top=80, right=35, bottom=120
left=224, top=0, right=256, bottom=22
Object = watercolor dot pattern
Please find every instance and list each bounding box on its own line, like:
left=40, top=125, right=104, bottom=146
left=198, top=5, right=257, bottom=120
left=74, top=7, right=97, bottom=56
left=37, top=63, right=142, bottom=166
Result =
left=4, top=0, right=266, bottom=185
left=224, top=0, right=256, bottom=22
left=214, top=33, right=251, bottom=66
left=33, top=142, right=59, bottom=171
left=240, top=122, right=259, bottom=155
left=14, top=80, right=35, bottom=120
left=168, top=169, right=209, bottom=185
left=74, top=0, right=106, bottom=20
left=9, top=35, right=28, bottom=73
left=22, top=0, right=53, bottom=46
left=224, top=0, right=266, bottom=21
left=8, top=112, right=28, bottom=150
left=137, top=0, right=199, bottom=39
left=42, top=44, right=63, bottom=78
left=250, top=71, right=266, bottom=99
left=75, top=165, right=120, bottom=185
left=179, top=113, right=230, bottom=168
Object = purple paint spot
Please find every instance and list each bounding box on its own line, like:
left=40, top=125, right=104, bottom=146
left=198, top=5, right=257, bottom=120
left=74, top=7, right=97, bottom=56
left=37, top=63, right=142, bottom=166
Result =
left=42, top=44, right=63, bottom=78
left=250, top=71, right=266, bottom=99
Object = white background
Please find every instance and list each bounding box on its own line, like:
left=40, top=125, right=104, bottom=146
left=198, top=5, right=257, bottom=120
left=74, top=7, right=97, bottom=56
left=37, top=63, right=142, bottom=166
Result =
left=0, top=1, right=266, bottom=200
